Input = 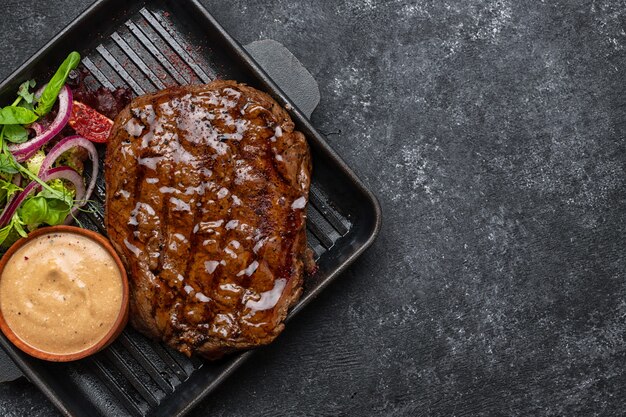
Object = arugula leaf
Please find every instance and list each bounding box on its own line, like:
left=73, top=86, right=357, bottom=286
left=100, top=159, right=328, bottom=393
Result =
left=0, top=154, right=18, bottom=174
left=3, top=124, right=28, bottom=143
left=17, top=79, right=36, bottom=104
left=35, top=51, right=80, bottom=117
left=0, top=106, right=38, bottom=125
left=12, top=215, right=27, bottom=238
left=0, top=215, right=26, bottom=247
left=0, top=178, right=21, bottom=203
left=0, top=221, right=14, bottom=246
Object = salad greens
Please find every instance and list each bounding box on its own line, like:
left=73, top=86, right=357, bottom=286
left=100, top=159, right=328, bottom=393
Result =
left=0, top=154, right=19, bottom=175
left=35, top=51, right=80, bottom=117
left=17, top=80, right=36, bottom=104
left=0, top=51, right=84, bottom=248
left=0, top=178, right=21, bottom=204
left=4, top=124, right=29, bottom=144
left=25, top=150, right=46, bottom=174
left=0, top=106, right=38, bottom=125
left=18, top=192, right=72, bottom=230
left=0, top=215, right=27, bottom=244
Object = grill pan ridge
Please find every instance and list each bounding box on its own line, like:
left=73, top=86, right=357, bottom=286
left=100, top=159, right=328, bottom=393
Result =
left=0, top=1, right=381, bottom=416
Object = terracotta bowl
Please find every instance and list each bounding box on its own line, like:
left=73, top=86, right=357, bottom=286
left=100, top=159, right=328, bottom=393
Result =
left=0, top=225, right=129, bottom=362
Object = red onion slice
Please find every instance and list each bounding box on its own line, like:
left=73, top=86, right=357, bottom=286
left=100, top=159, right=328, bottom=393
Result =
left=8, top=85, right=73, bottom=162
left=0, top=167, right=85, bottom=227
left=28, top=122, right=43, bottom=136
left=39, top=134, right=98, bottom=210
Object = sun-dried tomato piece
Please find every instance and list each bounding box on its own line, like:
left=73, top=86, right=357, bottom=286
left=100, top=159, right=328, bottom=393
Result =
left=68, top=100, right=114, bottom=143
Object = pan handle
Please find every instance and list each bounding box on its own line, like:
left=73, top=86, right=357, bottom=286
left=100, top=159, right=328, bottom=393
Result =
left=245, top=39, right=320, bottom=119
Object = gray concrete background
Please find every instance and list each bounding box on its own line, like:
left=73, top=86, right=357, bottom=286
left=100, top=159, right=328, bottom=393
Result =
left=1, top=0, right=626, bottom=416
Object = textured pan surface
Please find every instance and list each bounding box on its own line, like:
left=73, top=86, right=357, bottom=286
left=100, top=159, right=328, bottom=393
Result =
left=0, top=1, right=381, bottom=416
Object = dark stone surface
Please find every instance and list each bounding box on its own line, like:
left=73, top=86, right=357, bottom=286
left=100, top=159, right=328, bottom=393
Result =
left=1, top=0, right=626, bottom=415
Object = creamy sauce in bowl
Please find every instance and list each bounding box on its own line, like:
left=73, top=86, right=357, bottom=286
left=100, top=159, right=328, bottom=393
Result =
left=0, top=231, right=124, bottom=356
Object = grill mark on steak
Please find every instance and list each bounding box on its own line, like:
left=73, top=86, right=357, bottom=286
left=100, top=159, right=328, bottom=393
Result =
left=106, top=81, right=312, bottom=359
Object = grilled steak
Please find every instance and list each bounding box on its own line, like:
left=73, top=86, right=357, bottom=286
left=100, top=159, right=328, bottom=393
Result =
left=105, top=81, right=312, bottom=359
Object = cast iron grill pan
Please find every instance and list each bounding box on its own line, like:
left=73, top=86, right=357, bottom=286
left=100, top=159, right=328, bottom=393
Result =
left=0, top=1, right=381, bottom=416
